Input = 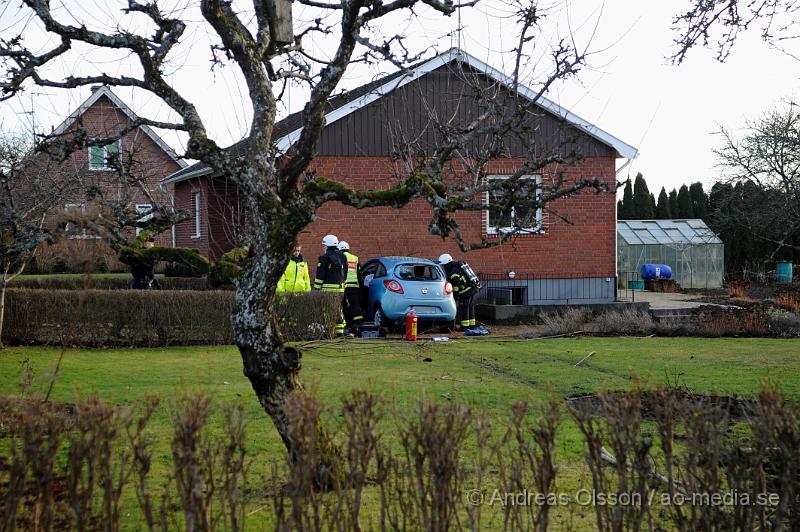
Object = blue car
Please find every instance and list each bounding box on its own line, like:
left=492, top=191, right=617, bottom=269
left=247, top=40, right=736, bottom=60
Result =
left=360, top=256, right=457, bottom=328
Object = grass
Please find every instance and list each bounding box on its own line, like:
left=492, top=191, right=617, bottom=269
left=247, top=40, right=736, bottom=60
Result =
left=2, top=336, right=799, bottom=529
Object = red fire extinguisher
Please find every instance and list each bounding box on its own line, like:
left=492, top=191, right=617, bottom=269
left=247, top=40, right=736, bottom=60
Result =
left=405, top=311, right=418, bottom=341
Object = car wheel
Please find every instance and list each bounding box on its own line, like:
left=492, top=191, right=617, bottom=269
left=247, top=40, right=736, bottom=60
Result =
left=374, top=306, right=393, bottom=333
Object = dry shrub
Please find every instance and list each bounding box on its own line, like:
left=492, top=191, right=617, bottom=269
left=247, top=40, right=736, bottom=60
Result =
left=570, top=384, right=800, bottom=531
left=695, top=305, right=771, bottom=337
left=726, top=278, right=751, bottom=299
left=588, top=308, right=655, bottom=336
left=3, top=289, right=341, bottom=346
left=4, top=384, right=800, bottom=530
left=538, top=308, right=589, bottom=336
left=775, top=285, right=800, bottom=313
left=34, top=239, right=125, bottom=274
left=768, top=309, right=800, bottom=337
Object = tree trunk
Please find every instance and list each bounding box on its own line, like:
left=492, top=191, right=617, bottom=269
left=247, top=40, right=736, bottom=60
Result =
left=230, top=225, right=343, bottom=487
left=0, top=278, right=6, bottom=350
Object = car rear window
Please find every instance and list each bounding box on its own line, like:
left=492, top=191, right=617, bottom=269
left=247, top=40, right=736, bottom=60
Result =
left=395, top=263, right=442, bottom=281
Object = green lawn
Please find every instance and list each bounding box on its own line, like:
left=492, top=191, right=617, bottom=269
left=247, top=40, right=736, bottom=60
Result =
left=1, top=337, right=798, bottom=529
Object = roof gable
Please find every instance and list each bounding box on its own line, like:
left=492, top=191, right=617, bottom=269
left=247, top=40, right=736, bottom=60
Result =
left=52, top=86, right=187, bottom=168
left=274, top=49, right=637, bottom=158
left=162, top=48, right=637, bottom=185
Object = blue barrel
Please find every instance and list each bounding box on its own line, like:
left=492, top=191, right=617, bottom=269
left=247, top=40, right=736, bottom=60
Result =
left=777, top=261, right=793, bottom=284
left=639, top=263, right=672, bottom=280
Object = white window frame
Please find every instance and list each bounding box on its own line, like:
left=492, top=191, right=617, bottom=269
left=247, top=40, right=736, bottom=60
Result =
left=192, top=191, right=202, bottom=239
left=485, top=174, right=544, bottom=235
left=88, top=139, right=121, bottom=171
left=135, top=204, right=153, bottom=236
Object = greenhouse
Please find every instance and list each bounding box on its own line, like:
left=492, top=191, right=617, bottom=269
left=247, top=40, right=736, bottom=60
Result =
left=617, top=219, right=724, bottom=289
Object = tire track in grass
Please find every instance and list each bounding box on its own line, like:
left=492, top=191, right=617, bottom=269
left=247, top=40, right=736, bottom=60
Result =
left=459, top=355, right=543, bottom=390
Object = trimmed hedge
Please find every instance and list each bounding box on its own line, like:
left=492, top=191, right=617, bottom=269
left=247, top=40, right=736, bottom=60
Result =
left=9, top=277, right=215, bottom=291
left=3, top=289, right=341, bottom=347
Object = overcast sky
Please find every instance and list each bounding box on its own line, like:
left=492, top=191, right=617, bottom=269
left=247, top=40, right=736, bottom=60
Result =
left=1, top=1, right=798, bottom=195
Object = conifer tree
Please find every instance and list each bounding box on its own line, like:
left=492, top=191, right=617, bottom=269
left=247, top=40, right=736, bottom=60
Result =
left=656, top=187, right=672, bottom=218
left=676, top=185, right=694, bottom=218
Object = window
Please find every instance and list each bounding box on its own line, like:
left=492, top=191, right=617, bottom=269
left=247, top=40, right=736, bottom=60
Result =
left=88, top=140, right=120, bottom=170
left=64, top=203, right=86, bottom=237
left=486, top=175, right=543, bottom=234
left=395, top=263, right=442, bottom=281
left=192, top=191, right=201, bottom=239
left=135, top=204, right=152, bottom=236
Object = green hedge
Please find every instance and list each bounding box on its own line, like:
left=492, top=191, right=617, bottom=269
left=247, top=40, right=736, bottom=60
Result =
left=3, top=289, right=341, bottom=347
left=9, top=277, right=215, bottom=291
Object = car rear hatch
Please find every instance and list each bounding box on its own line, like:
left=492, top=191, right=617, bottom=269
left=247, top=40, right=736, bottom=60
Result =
left=393, top=263, right=448, bottom=314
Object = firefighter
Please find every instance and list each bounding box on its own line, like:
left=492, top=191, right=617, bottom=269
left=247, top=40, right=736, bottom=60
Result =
left=439, top=253, right=480, bottom=332
left=276, top=245, right=311, bottom=292
left=314, top=234, right=347, bottom=336
left=338, top=241, right=363, bottom=332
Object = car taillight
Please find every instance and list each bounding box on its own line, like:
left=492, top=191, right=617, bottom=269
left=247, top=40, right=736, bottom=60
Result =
left=384, top=279, right=404, bottom=294
left=444, top=282, right=453, bottom=295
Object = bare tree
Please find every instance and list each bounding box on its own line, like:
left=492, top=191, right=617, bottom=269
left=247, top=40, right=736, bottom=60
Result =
left=672, top=0, right=800, bottom=63
left=0, top=130, right=62, bottom=348
left=711, top=101, right=800, bottom=258
left=0, top=0, right=612, bottom=469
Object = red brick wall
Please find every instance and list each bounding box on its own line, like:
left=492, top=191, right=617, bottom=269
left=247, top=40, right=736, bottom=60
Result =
left=174, top=178, right=209, bottom=257
left=184, top=155, right=617, bottom=275
left=298, top=156, right=617, bottom=278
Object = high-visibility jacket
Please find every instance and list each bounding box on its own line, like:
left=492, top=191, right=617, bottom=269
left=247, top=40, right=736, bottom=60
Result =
left=443, top=261, right=476, bottom=296
left=342, top=251, right=361, bottom=289
left=314, top=247, right=346, bottom=291
left=276, top=255, right=311, bottom=292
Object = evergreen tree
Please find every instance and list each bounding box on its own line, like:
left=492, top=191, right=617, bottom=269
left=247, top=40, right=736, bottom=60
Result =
left=676, top=185, right=694, bottom=218
left=617, top=200, right=624, bottom=219
left=632, top=173, right=654, bottom=218
left=689, top=182, right=708, bottom=220
left=656, top=187, right=672, bottom=218
left=620, top=180, right=634, bottom=219
left=668, top=189, right=679, bottom=217
left=650, top=193, right=657, bottom=218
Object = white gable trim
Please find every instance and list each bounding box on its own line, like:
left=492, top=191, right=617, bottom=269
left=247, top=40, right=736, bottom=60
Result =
left=275, top=48, right=638, bottom=159
left=52, top=86, right=187, bottom=168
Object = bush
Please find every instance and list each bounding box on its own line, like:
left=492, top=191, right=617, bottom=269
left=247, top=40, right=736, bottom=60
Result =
left=538, top=308, right=590, bottom=336
left=208, top=247, right=247, bottom=288
left=33, top=239, right=125, bottom=274
left=3, top=289, right=341, bottom=346
left=9, top=276, right=213, bottom=291
left=588, top=308, right=655, bottom=336
left=276, top=291, right=342, bottom=341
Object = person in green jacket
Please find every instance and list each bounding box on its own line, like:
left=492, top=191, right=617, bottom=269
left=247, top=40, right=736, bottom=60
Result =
left=277, top=245, right=311, bottom=292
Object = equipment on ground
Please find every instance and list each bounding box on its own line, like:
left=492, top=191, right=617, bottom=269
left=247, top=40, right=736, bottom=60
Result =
left=358, top=323, right=387, bottom=338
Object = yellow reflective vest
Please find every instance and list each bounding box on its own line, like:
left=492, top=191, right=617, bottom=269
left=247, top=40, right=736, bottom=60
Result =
left=277, top=256, right=311, bottom=292
left=343, top=251, right=360, bottom=289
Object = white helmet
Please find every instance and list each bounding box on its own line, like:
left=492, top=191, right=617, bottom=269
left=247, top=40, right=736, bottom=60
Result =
left=438, top=253, right=453, bottom=265
left=322, top=234, right=339, bottom=247
left=337, top=241, right=350, bottom=251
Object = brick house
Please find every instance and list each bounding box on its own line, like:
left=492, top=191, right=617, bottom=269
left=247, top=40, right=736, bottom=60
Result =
left=164, top=49, right=637, bottom=304
left=44, top=86, right=186, bottom=246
